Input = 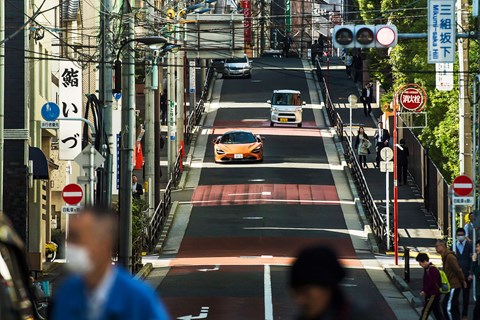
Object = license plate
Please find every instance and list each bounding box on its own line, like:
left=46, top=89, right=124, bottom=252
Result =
left=234, top=154, right=243, bottom=159
left=279, top=118, right=288, bottom=122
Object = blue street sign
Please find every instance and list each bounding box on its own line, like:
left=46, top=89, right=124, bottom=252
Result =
left=41, top=102, right=60, bottom=121
left=113, top=92, right=122, bottom=101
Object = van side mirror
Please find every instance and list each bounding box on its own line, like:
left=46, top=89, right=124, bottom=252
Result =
left=302, top=101, right=306, bottom=105
left=267, top=100, right=271, bottom=104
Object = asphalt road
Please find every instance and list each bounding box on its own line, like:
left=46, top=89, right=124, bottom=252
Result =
left=154, top=58, right=402, bottom=319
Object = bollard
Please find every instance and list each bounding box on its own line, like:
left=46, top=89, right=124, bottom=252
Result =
left=404, top=247, right=410, bottom=283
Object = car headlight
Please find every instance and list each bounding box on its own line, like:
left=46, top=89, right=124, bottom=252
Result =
left=271, top=107, right=277, bottom=112
left=296, top=107, right=302, bottom=112
left=252, top=146, right=262, bottom=153
left=216, top=148, right=225, bottom=155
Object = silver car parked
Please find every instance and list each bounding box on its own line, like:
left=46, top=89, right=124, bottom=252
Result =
left=223, top=55, right=252, bottom=78
left=268, top=90, right=305, bottom=127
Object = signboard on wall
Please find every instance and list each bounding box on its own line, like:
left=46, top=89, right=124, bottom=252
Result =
left=58, top=61, right=83, bottom=160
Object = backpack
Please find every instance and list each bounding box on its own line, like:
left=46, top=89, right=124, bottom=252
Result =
left=437, top=267, right=451, bottom=294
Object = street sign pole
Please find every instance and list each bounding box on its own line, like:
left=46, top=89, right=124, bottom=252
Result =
left=451, top=187, right=457, bottom=253
left=381, top=147, right=394, bottom=251
left=393, top=94, right=399, bottom=265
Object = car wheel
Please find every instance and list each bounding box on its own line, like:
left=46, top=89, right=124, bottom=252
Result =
left=297, top=123, right=302, bottom=128
left=270, top=122, right=274, bottom=127
left=258, top=158, right=264, bottom=163
left=247, top=74, right=252, bottom=79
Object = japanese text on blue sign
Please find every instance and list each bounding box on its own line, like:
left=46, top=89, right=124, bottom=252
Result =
left=428, top=0, right=455, bottom=63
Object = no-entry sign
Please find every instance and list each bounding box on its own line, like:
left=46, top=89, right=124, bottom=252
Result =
left=453, top=175, right=474, bottom=197
left=62, top=184, right=84, bottom=205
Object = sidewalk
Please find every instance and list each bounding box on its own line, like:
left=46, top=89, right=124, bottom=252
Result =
left=321, top=57, right=442, bottom=254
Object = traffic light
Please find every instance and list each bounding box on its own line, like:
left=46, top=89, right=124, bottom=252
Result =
left=332, top=25, right=354, bottom=48
left=332, top=25, right=398, bottom=48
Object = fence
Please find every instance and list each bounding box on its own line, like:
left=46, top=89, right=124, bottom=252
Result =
left=316, top=66, right=388, bottom=248
left=147, top=148, right=182, bottom=252
left=186, top=65, right=214, bottom=144
left=397, top=122, right=450, bottom=235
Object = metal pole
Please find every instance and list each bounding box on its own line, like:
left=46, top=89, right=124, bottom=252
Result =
left=0, top=0, right=4, bottom=213
left=177, top=49, right=185, bottom=157
left=452, top=187, right=457, bottom=253
left=167, top=53, right=176, bottom=177
left=260, top=0, right=265, bottom=53
left=386, top=159, right=390, bottom=251
left=349, top=104, right=352, bottom=143
left=155, top=64, right=164, bottom=207
left=99, top=0, right=113, bottom=208
left=394, top=93, right=399, bottom=265
left=301, top=0, right=305, bottom=58
left=144, top=4, right=155, bottom=217
left=189, top=60, right=196, bottom=124
left=119, top=2, right=134, bottom=271
left=89, top=145, right=95, bottom=206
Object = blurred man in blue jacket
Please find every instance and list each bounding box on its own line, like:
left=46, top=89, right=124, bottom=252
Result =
left=50, top=206, right=170, bottom=320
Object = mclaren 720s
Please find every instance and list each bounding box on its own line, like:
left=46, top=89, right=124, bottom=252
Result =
left=213, top=130, right=264, bottom=163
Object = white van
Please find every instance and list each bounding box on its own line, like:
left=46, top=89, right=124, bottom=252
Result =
left=268, top=90, right=305, bottom=127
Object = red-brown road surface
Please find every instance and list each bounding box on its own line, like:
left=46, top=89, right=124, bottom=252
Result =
left=155, top=58, right=398, bottom=319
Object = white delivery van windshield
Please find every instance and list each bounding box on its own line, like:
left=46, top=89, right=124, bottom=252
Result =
left=272, top=93, right=302, bottom=106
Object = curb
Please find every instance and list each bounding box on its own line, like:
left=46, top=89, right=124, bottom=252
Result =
left=384, top=267, right=423, bottom=309
left=135, top=262, right=153, bottom=280
left=154, top=201, right=180, bottom=253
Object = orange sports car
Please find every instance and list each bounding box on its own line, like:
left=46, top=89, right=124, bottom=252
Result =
left=213, top=130, right=264, bottom=163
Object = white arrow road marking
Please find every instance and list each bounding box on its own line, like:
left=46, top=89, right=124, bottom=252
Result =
left=243, top=216, right=264, bottom=220
left=177, top=307, right=209, bottom=320
left=264, top=265, right=273, bottom=320
left=63, top=191, right=82, bottom=197
left=197, top=265, right=220, bottom=272
left=454, top=183, right=473, bottom=188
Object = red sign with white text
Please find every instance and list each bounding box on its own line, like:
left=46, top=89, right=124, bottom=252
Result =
left=399, top=88, right=424, bottom=111
left=242, top=0, right=252, bottom=45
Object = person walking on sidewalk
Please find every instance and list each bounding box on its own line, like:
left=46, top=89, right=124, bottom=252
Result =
left=471, top=240, right=480, bottom=319
left=360, top=83, right=373, bottom=116
left=454, top=228, right=473, bottom=319
left=397, top=139, right=409, bottom=185
left=311, top=40, right=320, bottom=65
left=416, top=253, right=446, bottom=320
left=160, top=89, right=168, bottom=125
left=373, top=122, right=390, bottom=168
left=464, top=213, right=475, bottom=242
left=436, top=239, right=467, bottom=320
left=354, top=127, right=371, bottom=168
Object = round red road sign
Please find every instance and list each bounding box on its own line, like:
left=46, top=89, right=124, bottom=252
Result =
left=400, top=87, right=424, bottom=111
left=62, top=184, right=84, bottom=205
left=452, top=175, right=474, bottom=197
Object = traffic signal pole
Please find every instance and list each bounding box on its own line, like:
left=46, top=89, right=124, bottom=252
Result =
left=0, top=0, right=4, bottom=213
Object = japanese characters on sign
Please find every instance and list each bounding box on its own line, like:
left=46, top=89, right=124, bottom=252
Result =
left=435, top=63, right=454, bottom=91
left=58, top=61, right=83, bottom=160
left=169, top=100, right=176, bottom=141
left=428, top=0, right=455, bottom=63
left=242, top=0, right=252, bottom=45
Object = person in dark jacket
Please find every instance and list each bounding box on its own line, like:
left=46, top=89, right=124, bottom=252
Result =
left=160, top=89, right=168, bottom=125
left=436, top=240, right=467, bottom=320
left=455, top=228, right=473, bottom=319
left=373, top=122, right=390, bottom=168
left=471, top=240, right=480, bottom=319
left=352, top=53, right=362, bottom=84
left=397, top=139, right=409, bottom=185
left=290, top=246, right=373, bottom=320
left=132, top=174, right=143, bottom=200
left=360, top=83, right=373, bottom=116
left=416, top=253, right=446, bottom=320
left=311, top=40, right=321, bottom=65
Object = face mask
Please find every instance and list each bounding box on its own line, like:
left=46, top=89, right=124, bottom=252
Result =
left=66, top=243, right=94, bottom=275
left=457, top=236, right=466, bottom=242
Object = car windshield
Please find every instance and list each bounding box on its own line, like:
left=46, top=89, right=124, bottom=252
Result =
left=272, top=93, right=302, bottom=106
left=220, top=132, right=256, bottom=144
left=226, top=57, right=247, bottom=64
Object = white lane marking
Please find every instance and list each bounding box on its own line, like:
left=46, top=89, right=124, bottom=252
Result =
left=249, top=179, right=265, bottom=182
left=243, top=216, right=264, bottom=220
left=197, top=265, right=220, bottom=272
left=340, top=283, right=358, bottom=287
left=191, top=162, right=345, bottom=170
left=62, top=192, right=82, bottom=197
left=264, top=265, right=274, bottom=320
left=244, top=227, right=366, bottom=237
left=177, top=307, right=209, bottom=320
left=191, top=199, right=355, bottom=205
left=262, top=255, right=274, bottom=258
left=227, top=191, right=272, bottom=196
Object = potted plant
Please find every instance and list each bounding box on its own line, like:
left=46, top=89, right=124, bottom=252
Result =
left=45, top=241, right=58, bottom=262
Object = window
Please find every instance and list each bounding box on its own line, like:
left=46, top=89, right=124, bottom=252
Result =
left=272, top=93, right=302, bottom=106
left=220, top=132, right=256, bottom=144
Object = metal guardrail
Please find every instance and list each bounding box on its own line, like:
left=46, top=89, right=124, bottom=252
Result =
left=147, top=148, right=180, bottom=252
left=343, top=132, right=388, bottom=248
left=186, top=64, right=214, bottom=144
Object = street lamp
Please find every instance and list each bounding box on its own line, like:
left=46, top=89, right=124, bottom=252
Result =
left=348, top=94, right=357, bottom=142
left=113, top=36, right=178, bottom=94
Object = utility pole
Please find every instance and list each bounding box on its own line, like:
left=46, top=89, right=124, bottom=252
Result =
left=457, top=0, right=472, bottom=176
left=176, top=50, right=185, bottom=157
left=98, top=0, right=114, bottom=208
left=155, top=62, right=164, bottom=207
left=119, top=1, right=135, bottom=271
left=167, top=52, right=176, bottom=177
left=144, top=4, right=156, bottom=217
left=260, top=0, right=265, bottom=53
left=301, top=0, right=305, bottom=58
left=0, top=0, right=4, bottom=213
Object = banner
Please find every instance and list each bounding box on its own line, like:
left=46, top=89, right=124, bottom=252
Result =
left=428, top=0, right=455, bottom=63
left=436, top=63, right=454, bottom=91
left=58, top=61, right=83, bottom=160
left=242, top=0, right=252, bottom=45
